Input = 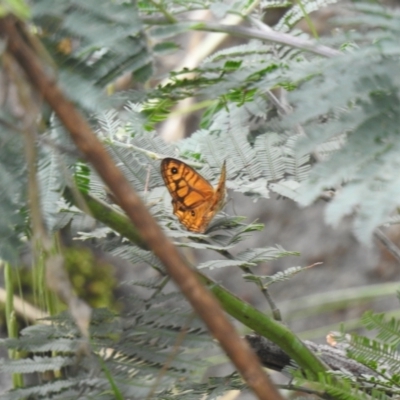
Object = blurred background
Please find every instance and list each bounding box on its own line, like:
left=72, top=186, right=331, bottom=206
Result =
left=1, top=1, right=400, bottom=398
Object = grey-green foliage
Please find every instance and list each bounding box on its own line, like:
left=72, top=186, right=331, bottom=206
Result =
left=274, top=0, right=339, bottom=32
left=176, top=102, right=310, bottom=199
left=162, top=373, right=247, bottom=400
left=68, top=103, right=307, bottom=250
left=0, top=0, right=152, bottom=263
left=25, top=101, right=312, bottom=398
left=0, top=124, right=27, bottom=264
left=244, top=264, right=310, bottom=288
left=37, top=115, right=78, bottom=232
left=288, top=4, right=400, bottom=244
left=37, top=102, right=274, bottom=247
left=143, top=1, right=400, bottom=244
left=31, top=0, right=152, bottom=113
left=0, top=290, right=217, bottom=399
left=361, top=309, right=400, bottom=348
left=4, top=0, right=400, bottom=398
left=65, top=103, right=302, bottom=275
left=309, top=374, right=388, bottom=400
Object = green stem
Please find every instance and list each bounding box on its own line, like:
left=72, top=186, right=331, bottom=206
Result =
left=148, top=0, right=177, bottom=24
left=4, top=262, right=23, bottom=388
left=65, top=188, right=328, bottom=377
left=218, top=249, right=282, bottom=320
left=293, top=0, right=319, bottom=39
left=64, top=187, right=148, bottom=250
left=199, top=272, right=327, bottom=375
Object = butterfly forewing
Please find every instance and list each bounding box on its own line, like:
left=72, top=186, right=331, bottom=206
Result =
left=161, top=158, right=226, bottom=233
left=161, top=158, right=214, bottom=205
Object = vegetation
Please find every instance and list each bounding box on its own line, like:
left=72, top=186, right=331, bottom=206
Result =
left=0, top=0, right=400, bottom=398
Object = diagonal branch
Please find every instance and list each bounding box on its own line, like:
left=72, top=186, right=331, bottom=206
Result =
left=0, top=15, right=285, bottom=400
left=192, top=22, right=341, bottom=58
left=141, top=17, right=341, bottom=59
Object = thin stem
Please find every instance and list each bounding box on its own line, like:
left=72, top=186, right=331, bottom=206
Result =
left=192, top=22, right=340, bottom=58
left=4, top=262, right=24, bottom=388
left=260, top=285, right=282, bottom=321
left=149, top=276, right=170, bottom=300
left=215, top=248, right=282, bottom=320
left=140, top=18, right=341, bottom=59
left=374, top=229, right=400, bottom=265
left=103, top=138, right=162, bottom=161
left=147, top=0, right=177, bottom=24
left=276, top=384, right=329, bottom=399
left=293, top=0, right=319, bottom=39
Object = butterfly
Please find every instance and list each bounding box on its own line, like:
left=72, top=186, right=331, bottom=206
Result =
left=161, top=158, right=226, bottom=233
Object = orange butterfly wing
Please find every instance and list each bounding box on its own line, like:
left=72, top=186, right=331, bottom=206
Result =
left=161, top=158, right=226, bottom=233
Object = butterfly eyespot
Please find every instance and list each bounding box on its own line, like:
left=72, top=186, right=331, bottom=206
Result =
left=171, top=167, right=178, bottom=174
left=191, top=210, right=196, bottom=217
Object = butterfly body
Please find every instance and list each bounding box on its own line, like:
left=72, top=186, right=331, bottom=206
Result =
left=161, top=158, right=226, bottom=233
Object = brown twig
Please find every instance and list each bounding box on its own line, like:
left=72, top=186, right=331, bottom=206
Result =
left=0, top=15, right=283, bottom=400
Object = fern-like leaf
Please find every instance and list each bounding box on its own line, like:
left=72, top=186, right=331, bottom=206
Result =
left=243, top=265, right=312, bottom=288
left=32, top=0, right=152, bottom=113
left=361, top=311, right=400, bottom=347
left=1, top=292, right=216, bottom=399
left=288, top=4, right=400, bottom=243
